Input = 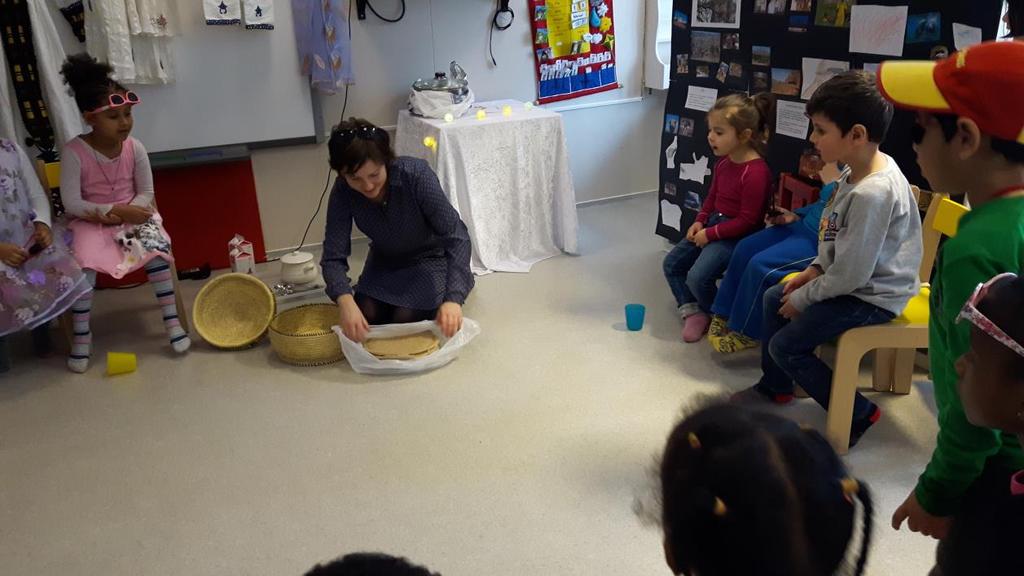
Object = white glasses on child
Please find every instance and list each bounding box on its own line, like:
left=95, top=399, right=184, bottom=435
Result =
left=956, top=272, right=1024, bottom=358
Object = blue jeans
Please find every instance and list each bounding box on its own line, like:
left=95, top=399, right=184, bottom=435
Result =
left=757, top=283, right=895, bottom=421
left=663, top=216, right=738, bottom=313
left=710, top=223, right=818, bottom=340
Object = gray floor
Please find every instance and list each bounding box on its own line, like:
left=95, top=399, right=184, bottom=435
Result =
left=2, top=193, right=941, bottom=575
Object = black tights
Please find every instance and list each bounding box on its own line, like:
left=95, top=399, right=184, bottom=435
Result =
left=354, top=293, right=435, bottom=325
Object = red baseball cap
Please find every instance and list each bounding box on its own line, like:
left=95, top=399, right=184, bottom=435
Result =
left=877, top=40, right=1024, bottom=144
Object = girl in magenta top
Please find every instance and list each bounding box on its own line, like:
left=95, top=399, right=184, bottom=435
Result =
left=664, top=93, right=776, bottom=342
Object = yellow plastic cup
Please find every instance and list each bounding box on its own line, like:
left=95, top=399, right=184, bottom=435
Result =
left=107, top=352, right=137, bottom=376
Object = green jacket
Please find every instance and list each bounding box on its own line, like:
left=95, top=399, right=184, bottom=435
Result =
left=916, top=196, right=1024, bottom=516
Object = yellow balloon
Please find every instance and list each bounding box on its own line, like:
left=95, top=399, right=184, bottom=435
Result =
left=476, top=109, right=487, bottom=120
left=502, top=105, right=513, bottom=117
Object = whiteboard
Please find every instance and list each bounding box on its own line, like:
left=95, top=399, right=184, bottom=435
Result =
left=129, top=0, right=316, bottom=153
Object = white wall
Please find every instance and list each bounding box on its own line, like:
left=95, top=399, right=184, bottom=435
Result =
left=253, top=0, right=665, bottom=254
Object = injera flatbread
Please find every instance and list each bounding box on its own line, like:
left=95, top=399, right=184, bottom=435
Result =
left=364, top=331, right=440, bottom=360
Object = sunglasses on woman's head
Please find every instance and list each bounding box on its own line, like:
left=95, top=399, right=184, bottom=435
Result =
left=957, top=272, right=1024, bottom=359
left=330, top=125, right=384, bottom=147
left=88, top=91, right=140, bottom=114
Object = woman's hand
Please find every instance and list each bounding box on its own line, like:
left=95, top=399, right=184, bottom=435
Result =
left=436, top=302, right=463, bottom=338
left=685, top=221, right=704, bottom=242
left=338, top=295, right=370, bottom=343
left=0, top=242, right=28, bottom=267
left=83, top=208, right=123, bottom=225
left=32, top=222, right=53, bottom=249
left=110, top=204, right=153, bottom=225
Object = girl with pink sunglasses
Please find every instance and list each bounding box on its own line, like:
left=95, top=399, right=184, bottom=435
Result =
left=57, top=54, right=189, bottom=373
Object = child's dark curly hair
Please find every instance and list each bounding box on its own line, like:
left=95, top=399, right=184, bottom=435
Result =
left=304, top=552, right=440, bottom=576
left=60, top=53, right=126, bottom=112
left=658, top=402, right=873, bottom=576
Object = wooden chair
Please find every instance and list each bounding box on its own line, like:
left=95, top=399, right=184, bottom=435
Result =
left=778, top=173, right=822, bottom=211
left=824, top=191, right=967, bottom=452
left=34, top=160, right=190, bottom=338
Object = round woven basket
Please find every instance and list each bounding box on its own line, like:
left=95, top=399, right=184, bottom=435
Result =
left=192, top=273, right=276, bottom=350
left=268, top=304, right=344, bottom=366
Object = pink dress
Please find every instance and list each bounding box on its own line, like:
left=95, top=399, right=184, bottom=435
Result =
left=63, top=137, right=173, bottom=278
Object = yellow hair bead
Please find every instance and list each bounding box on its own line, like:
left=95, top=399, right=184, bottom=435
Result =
left=688, top=432, right=701, bottom=450
left=840, top=478, right=860, bottom=495
left=713, top=497, right=727, bottom=517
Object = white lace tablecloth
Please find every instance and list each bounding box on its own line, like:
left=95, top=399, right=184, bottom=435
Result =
left=394, top=100, right=579, bottom=275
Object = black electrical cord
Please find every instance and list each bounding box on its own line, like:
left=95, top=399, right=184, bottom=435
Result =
left=364, top=0, right=405, bottom=23
left=490, top=0, right=513, bottom=66
left=295, top=168, right=335, bottom=254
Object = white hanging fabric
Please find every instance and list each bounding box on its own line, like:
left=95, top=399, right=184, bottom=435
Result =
left=0, top=0, right=84, bottom=150
left=242, top=0, right=275, bottom=30
left=204, top=0, right=242, bottom=25
left=83, top=0, right=178, bottom=85
left=126, top=0, right=178, bottom=84
left=83, top=0, right=135, bottom=81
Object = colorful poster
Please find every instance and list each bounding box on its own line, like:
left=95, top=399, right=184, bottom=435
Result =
left=530, top=0, right=618, bottom=104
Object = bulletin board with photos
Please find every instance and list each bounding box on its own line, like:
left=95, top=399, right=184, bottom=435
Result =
left=656, top=0, right=1004, bottom=243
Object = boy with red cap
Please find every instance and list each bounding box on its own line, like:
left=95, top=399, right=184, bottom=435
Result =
left=880, top=41, right=1024, bottom=575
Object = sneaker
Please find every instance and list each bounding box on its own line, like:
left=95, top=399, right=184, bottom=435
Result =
left=849, top=406, right=882, bottom=448
left=709, top=315, right=729, bottom=338
left=682, top=312, right=711, bottom=342
left=729, top=384, right=795, bottom=405
left=711, top=332, right=759, bottom=353
left=678, top=302, right=700, bottom=320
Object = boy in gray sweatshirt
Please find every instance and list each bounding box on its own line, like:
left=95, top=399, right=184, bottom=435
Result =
left=732, top=71, right=923, bottom=448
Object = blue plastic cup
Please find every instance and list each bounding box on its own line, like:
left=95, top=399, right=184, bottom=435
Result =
left=625, top=304, right=646, bottom=331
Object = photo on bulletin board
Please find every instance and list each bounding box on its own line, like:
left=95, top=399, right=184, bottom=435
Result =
left=665, top=114, right=680, bottom=134
left=722, top=32, right=740, bottom=50
left=715, top=62, right=729, bottom=83
left=692, top=0, right=741, bottom=29
left=752, top=71, right=769, bottom=91
left=677, top=53, right=690, bottom=74
left=907, top=12, right=942, bottom=44
left=535, top=5, right=547, bottom=20
left=815, top=0, right=854, bottom=28
left=673, top=10, right=689, bottom=28
left=691, top=30, right=722, bottom=62
left=679, top=117, right=695, bottom=137
left=684, top=191, right=702, bottom=211
left=771, top=68, right=801, bottom=96
left=790, top=0, right=812, bottom=12
left=696, top=64, right=710, bottom=78
left=752, top=45, right=771, bottom=66
left=789, top=13, right=810, bottom=32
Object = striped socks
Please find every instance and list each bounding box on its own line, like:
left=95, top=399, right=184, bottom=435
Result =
left=67, top=277, right=94, bottom=373
left=145, top=258, right=191, bottom=354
